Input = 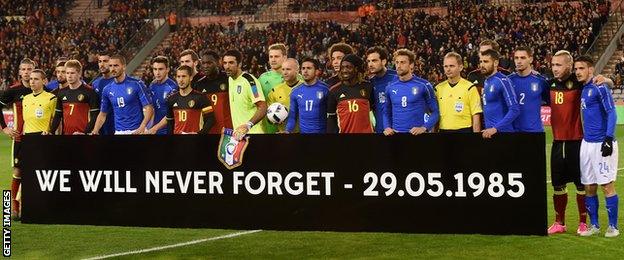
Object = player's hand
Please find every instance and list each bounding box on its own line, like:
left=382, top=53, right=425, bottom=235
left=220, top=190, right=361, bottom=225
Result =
left=89, top=131, right=99, bottom=135
left=41, top=131, right=49, bottom=135
left=383, top=128, right=395, bottom=136
left=72, top=132, right=85, bottom=135
left=234, top=124, right=249, bottom=141
left=2, top=127, right=18, bottom=138
left=481, top=128, right=497, bottom=139
left=593, top=75, right=607, bottom=86
left=409, top=127, right=427, bottom=135
left=601, top=136, right=614, bottom=157
left=145, top=128, right=157, bottom=135
left=133, top=126, right=146, bottom=135
left=278, top=131, right=290, bottom=134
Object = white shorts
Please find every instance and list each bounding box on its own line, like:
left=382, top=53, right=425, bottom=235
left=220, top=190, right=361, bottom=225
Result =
left=580, top=140, right=619, bottom=185
left=115, top=129, right=138, bottom=135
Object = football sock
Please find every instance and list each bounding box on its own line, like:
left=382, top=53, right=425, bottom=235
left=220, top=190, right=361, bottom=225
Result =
left=576, top=191, right=587, bottom=224
left=606, top=195, right=619, bottom=228
left=585, top=195, right=599, bottom=228
left=553, top=191, right=567, bottom=224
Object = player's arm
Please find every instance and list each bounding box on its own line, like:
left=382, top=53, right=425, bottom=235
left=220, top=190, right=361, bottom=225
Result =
left=367, top=84, right=376, bottom=129
left=493, top=79, right=520, bottom=130
left=422, top=83, right=439, bottom=132
left=85, top=90, right=101, bottom=134
left=598, top=85, right=617, bottom=156
left=326, top=90, right=339, bottom=133
left=91, top=92, right=111, bottom=135
left=382, top=88, right=394, bottom=135
left=134, top=83, right=154, bottom=134
left=468, top=85, right=483, bottom=132
left=43, top=96, right=58, bottom=135
left=593, top=74, right=614, bottom=88
left=198, top=96, right=215, bottom=135
left=0, top=89, right=18, bottom=138
left=49, top=95, right=64, bottom=134
left=235, top=79, right=267, bottom=139
left=285, top=91, right=298, bottom=133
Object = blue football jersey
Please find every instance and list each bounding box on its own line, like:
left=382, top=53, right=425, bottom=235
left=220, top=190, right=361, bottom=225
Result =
left=100, top=76, right=152, bottom=132
left=287, top=81, right=329, bottom=133
left=482, top=72, right=520, bottom=132
left=92, top=76, right=116, bottom=135
left=370, top=69, right=398, bottom=133
left=149, top=78, right=178, bottom=135
left=508, top=72, right=549, bottom=132
left=383, top=76, right=439, bottom=132
left=581, top=81, right=616, bottom=142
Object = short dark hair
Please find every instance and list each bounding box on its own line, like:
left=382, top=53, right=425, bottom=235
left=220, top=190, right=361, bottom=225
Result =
left=151, top=56, right=169, bottom=67
left=301, top=56, right=321, bottom=70
left=366, top=46, right=389, bottom=61
left=56, top=61, right=66, bottom=67
left=177, top=65, right=193, bottom=76
left=223, top=49, right=243, bottom=64
left=31, top=69, right=46, bottom=78
left=480, top=49, right=500, bottom=61
left=328, top=43, right=354, bottom=57
left=180, top=49, right=199, bottom=62
left=515, top=46, right=533, bottom=57
left=110, top=54, right=126, bottom=65
left=201, top=50, right=220, bottom=61
left=575, top=55, right=594, bottom=67
left=393, top=49, right=416, bottom=64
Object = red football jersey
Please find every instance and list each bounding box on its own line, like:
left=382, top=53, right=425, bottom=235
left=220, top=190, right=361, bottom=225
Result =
left=549, top=76, right=583, bottom=141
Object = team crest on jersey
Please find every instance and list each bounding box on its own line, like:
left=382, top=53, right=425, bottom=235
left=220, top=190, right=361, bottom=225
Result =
left=237, top=85, right=242, bottom=94
left=531, top=83, right=539, bottom=92
left=126, top=87, right=133, bottom=95
left=316, top=91, right=324, bottom=99
left=360, top=89, right=366, bottom=97
left=566, top=81, right=574, bottom=89
left=77, top=94, right=85, bottom=101
left=218, top=128, right=249, bottom=170
left=412, top=87, right=418, bottom=96
left=188, top=100, right=195, bottom=108
left=220, top=83, right=226, bottom=91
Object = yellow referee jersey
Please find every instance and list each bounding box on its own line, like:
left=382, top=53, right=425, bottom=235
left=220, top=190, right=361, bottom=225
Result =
left=267, top=79, right=303, bottom=132
left=22, top=91, right=57, bottom=133
left=434, top=78, right=482, bottom=130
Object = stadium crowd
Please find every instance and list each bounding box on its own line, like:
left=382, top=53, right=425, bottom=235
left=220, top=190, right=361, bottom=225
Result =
left=183, top=0, right=276, bottom=15
left=288, top=0, right=448, bottom=12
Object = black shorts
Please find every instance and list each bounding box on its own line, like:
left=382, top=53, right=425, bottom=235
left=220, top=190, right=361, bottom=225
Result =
left=12, top=140, right=21, bottom=168
left=551, top=140, right=582, bottom=187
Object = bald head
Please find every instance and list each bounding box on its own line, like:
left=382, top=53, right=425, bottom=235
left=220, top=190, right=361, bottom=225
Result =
left=282, top=58, right=300, bottom=84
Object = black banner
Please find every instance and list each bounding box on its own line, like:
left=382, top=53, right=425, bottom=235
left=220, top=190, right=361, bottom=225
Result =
left=20, top=133, right=547, bottom=235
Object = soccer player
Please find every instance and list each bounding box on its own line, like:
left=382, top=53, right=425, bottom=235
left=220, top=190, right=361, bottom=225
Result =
left=162, top=66, right=215, bottom=134
left=325, top=43, right=354, bottom=88
left=467, top=40, right=511, bottom=90
left=145, top=56, right=177, bottom=135
left=366, top=46, right=398, bottom=133
left=435, top=52, right=482, bottom=133
left=327, top=54, right=375, bottom=133
left=91, top=54, right=153, bottom=135
left=508, top=47, right=549, bottom=132
left=479, top=49, right=520, bottom=139
left=285, top=57, right=329, bottom=134
left=267, top=58, right=304, bottom=133
left=46, top=58, right=68, bottom=92
left=383, top=49, right=439, bottom=135
left=546, top=50, right=613, bottom=235
left=223, top=49, right=267, bottom=140
left=23, top=69, right=57, bottom=135
left=92, top=52, right=116, bottom=135
left=0, top=58, right=34, bottom=219
left=50, top=60, right=100, bottom=134
left=575, top=55, right=619, bottom=237
left=193, top=50, right=232, bottom=134
left=179, top=49, right=203, bottom=86
left=259, top=43, right=288, bottom=98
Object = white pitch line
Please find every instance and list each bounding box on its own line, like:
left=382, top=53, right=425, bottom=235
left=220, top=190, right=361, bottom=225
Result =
left=82, top=229, right=262, bottom=260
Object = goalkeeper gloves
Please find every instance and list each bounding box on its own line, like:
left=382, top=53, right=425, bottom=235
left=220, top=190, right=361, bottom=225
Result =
left=601, top=136, right=614, bottom=157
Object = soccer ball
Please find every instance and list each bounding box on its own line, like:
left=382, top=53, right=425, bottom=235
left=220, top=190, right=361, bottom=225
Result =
left=267, top=103, right=289, bottom=124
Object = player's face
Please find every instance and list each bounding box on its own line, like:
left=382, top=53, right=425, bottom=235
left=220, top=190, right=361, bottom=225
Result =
left=223, top=56, right=241, bottom=78
left=151, top=62, right=169, bottom=82
left=108, top=58, right=125, bottom=79
left=19, top=63, right=35, bottom=81
left=366, top=52, right=386, bottom=75
left=551, top=56, right=572, bottom=80
left=55, top=65, right=67, bottom=83
left=479, top=55, right=497, bottom=75
left=574, top=61, right=594, bottom=83
left=176, top=70, right=191, bottom=89
left=201, top=55, right=219, bottom=76
left=98, top=55, right=110, bottom=74
left=301, top=61, right=317, bottom=82
left=514, top=50, right=533, bottom=72
left=179, top=54, right=197, bottom=71
left=331, top=51, right=345, bottom=73
left=281, top=61, right=298, bottom=83
left=394, top=55, right=414, bottom=77
left=268, top=49, right=286, bottom=70
left=443, top=57, right=462, bottom=79
left=340, top=61, right=357, bottom=81
left=479, top=45, right=493, bottom=54
left=29, top=72, right=46, bottom=91
left=65, top=67, right=80, bottom=85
